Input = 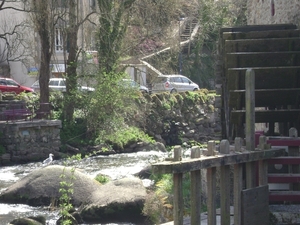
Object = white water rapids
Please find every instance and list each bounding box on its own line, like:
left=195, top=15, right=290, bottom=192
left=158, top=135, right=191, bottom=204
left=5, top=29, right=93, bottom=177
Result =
left=0, top=150, right=170, bottom=225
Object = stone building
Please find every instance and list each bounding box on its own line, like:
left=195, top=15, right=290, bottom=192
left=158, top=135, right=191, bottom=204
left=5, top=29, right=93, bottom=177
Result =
left=247, top=0, right=300, bottom=26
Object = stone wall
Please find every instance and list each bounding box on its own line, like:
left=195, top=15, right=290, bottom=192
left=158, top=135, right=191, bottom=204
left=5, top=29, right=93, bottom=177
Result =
left=134, top=90, right=221, bottom=147
left=0, top=120, right=61, bottom=165
left=247, top=0, right=300, bottom=26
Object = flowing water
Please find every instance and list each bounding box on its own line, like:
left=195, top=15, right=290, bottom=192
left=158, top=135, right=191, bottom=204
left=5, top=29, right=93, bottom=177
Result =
left=0, top=150, right=169, bottom=225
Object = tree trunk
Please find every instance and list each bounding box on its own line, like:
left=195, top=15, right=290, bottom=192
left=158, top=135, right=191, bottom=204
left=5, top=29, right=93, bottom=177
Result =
left=64, top=0, right=78, bottom=122
left=32, top=0, right=51, bottom=108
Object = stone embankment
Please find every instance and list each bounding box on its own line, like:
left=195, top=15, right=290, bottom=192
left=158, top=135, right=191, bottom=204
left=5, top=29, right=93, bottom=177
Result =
left=0, top=90, right=220, bottom=164
left=133, top=90, right=221, bottom=146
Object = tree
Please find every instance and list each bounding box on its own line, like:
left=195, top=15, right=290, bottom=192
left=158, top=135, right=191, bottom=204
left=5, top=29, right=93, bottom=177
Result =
left=30, top=0, right=55, bottom=105
left=0, top=0, right=32, bottom=76
left=96, top=0, right=136, bottom=74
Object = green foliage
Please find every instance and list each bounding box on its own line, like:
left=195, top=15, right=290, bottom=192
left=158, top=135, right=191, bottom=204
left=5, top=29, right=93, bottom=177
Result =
left=59, top=154, right=82, bottom=225
left=98, top=126, right=154, bottom=150
left=86, top=71, right=145, bottom=141
left=144, top=173, right=193, bottom=223
left=95, top=174, right=110, bottom=184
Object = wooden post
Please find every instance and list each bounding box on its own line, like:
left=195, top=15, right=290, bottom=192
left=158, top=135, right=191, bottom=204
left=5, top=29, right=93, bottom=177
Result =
left=245, top=69, right=256, bottom=189
left=220, top=140, right=230, bottom=225
left=173, top=146, right=183, bottom=225
left=234, top=138, right=243, bottom=225
left=190, top=146, right=201, bottom=225
left=258, top=135, right=268, bottom=186
left=245, top=68, right=255, bottom=151
left=207, top=141, right=216, bottom=225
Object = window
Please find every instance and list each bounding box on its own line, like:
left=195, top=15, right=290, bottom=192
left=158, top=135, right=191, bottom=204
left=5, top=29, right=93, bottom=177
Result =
left=173, top=77, right=183, bottom=83
left=55, top=28, right=64, bottom=52
left=181, top=77, right=190, bottom=84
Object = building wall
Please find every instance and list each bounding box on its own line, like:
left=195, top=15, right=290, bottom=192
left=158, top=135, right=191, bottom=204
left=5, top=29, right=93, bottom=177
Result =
left=247, top=0, right=300, bottom=26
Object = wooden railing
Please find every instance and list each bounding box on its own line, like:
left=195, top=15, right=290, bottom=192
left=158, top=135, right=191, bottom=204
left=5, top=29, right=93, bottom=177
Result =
left=152, top=138, right=286, bottom=225
left=0, top=101, right=52, bottom=122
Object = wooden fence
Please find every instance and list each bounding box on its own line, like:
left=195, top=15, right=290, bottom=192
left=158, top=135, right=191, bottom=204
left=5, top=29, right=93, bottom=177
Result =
left=152, top=138, right=286, bottom=225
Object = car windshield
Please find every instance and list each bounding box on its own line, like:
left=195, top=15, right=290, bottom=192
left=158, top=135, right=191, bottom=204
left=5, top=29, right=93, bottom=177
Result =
left=6, top=80, right=18, bottom=86
left=49, top=80, right=61, bottom=86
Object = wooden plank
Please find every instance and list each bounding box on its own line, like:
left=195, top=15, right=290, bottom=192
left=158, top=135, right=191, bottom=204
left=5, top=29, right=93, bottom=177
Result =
left=267, top=138, right=300, bottom=146
left=229, top=88, right=300, bottom=108
left=190, top=147, right=201, bottom=225
left=268, top=157, right=300, bottom=164
left=220, top=140, right=230, bottom=225
left=242, top=185, right=269, bottom=225
left=151, top=148, right=286, bottom=174
left=225, top=38, right=300, bottom=53
left=227, top=66, right=300, bottom=91
left=226, top=52, right=300, bottom=68
left=268, top=174, right=300, bottom=183
left=259, top=160, right=268, bottom=186
left=233, top=138, right=243, bottom=225
left=221, top=24, right=297, bottom=34
left=222, top=29, right=300, bottom=41
left=173, top=147, right=183, bottom=225
left=207, top=167, right=216, bottom=225
left=234, top=163, right=243, bottom=225
left=230, top=109, right=300, bottom=124
left=269, top=191, right=300, bottom=202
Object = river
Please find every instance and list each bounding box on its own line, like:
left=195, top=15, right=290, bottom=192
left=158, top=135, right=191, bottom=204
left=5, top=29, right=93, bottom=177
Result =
left=0, top=150, right=169, bottom=225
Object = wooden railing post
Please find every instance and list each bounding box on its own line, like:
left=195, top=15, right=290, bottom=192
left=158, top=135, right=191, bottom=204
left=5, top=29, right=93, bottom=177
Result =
left=220, top=140, right=230, bottom=225
left=207, top=140, right=216, bottom=225
left=234, top=137, right=243, bottom=225
left=173, top=146, right=183, bottom=225
left=258, top=136, right=268, bottom=186
left=190, top=146, right=201, bottom=225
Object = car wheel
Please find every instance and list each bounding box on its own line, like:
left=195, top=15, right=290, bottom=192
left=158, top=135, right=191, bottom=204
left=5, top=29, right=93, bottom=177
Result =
left=193, top=88, right=199, bottom=91
left=170, top=89, right=177, bottom=94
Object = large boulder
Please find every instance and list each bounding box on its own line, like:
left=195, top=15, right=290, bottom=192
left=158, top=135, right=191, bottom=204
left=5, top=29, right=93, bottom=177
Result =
left=0, top=165, right=149, bottom=224
left=0, top=165, right=101, bottom=206
left=78, top=177, right=148, bottom=224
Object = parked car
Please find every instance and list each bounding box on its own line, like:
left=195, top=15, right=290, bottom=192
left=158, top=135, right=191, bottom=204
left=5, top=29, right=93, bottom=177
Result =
left=122, top=79, right=149, bottom=94
left=31, top=78, right=95, bottom=92
left=150, top=74, right=199, bottom=93
left=0, top=77, right=34, bottom=94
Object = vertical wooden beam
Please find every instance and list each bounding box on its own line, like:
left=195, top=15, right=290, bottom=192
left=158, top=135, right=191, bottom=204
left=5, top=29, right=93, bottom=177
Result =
left=173, top=146, right=183, bottom=225
left=220, top=140, right=230, bottom=225
left=245, top=69, right=255, bottom=189
left=245, top=68, right=255, bottom=151
left=258, top=135, right=268, bottom=186
left=246, top=162, right=255, bottom=189
left=234, top=137, right=243, bottom=225
left=191, top=146, right=201, bottom=225
left=207, top=141, right=216, bottom=225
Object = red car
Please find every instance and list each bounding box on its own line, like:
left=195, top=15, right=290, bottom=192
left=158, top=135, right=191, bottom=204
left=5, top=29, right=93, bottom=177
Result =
left=0, top=77, right=34, bottom=94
